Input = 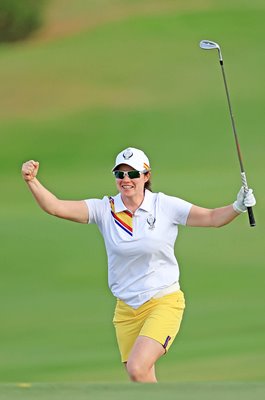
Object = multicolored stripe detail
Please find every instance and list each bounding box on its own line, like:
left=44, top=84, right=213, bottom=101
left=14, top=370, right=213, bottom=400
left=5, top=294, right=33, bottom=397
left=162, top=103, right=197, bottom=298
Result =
left=163, top=335, right=171, bottom=349
left=143, top=162, right=150, bottom=170
left=109, top=197, right=133, bottom=236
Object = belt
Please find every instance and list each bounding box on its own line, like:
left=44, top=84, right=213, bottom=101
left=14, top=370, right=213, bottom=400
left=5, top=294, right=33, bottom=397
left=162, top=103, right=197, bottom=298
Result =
left=152, top=282, right=180, bottom=299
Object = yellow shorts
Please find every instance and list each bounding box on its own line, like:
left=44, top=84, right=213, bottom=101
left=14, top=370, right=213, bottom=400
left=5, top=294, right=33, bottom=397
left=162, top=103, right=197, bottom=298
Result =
left=113, top=290, right=185, bottom=362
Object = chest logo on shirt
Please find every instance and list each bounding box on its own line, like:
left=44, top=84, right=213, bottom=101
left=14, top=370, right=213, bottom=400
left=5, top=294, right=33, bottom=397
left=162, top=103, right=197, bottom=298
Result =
left=109, top=197, right=133, bottom=236
left=147, top=214, right=156, bottom=230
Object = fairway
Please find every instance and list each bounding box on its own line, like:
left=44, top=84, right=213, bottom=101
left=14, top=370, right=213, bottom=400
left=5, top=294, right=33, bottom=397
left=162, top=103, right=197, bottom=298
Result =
left=1, top=382, right=265, bottom=400
left=0, top=0, right=264, bottom=392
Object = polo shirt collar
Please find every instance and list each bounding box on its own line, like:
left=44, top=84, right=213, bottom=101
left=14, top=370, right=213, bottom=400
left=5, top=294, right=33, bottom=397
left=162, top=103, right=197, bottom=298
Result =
left=113, top=189, right=153, bottom=213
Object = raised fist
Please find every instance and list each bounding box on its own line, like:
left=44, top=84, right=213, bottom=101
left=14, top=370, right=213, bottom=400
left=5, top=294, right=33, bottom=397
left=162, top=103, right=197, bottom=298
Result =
left=21, top=160, right=39, bottom=181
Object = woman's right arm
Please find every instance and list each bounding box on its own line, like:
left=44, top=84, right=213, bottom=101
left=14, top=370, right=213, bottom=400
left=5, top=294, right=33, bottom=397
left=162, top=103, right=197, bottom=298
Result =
left=21, top=160, right=89, bottom=224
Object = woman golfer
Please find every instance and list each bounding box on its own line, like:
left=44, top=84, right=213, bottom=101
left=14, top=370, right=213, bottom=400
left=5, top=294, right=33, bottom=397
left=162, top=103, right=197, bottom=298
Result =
left=21, top=147, right=256, bottom=383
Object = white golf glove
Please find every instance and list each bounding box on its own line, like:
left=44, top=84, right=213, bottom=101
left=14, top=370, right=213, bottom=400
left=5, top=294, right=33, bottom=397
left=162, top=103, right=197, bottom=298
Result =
left=233, top=187, right=256, bottom=213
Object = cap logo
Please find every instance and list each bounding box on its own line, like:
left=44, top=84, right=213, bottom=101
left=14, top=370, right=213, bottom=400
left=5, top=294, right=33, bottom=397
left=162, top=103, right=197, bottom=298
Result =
left=123, top=149, right=133, bottom=160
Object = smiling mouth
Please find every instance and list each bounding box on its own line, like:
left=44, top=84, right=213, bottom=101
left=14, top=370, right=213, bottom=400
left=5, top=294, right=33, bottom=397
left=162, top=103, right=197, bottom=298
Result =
left=122, top=185, right=134, bottom=189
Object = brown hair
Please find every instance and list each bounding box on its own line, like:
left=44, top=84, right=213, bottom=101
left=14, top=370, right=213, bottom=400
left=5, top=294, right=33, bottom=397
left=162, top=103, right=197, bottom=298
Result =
left=144, top=173, right=152, bottom=192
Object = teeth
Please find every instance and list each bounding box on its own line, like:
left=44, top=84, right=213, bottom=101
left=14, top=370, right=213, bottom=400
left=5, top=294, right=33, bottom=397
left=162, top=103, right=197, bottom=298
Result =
left=123, top=185, right=133, bottom=189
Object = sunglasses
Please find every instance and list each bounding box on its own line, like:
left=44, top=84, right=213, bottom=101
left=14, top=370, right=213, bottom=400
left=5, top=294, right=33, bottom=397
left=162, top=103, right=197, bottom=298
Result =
left=113, top=170, right=147, bottom=179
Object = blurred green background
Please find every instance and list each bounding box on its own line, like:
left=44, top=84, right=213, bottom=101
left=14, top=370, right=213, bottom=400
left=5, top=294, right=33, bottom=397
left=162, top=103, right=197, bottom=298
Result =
left=0, top=0, right=264, bottom=392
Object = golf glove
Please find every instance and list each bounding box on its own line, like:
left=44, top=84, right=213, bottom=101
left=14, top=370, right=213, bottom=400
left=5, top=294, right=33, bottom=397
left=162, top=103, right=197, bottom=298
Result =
left=233, top=187, right=256, bottom=213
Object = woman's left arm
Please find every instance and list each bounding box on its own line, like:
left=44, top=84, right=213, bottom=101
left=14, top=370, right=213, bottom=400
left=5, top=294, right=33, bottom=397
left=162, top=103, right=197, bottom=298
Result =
left=186, top=187, right=256, bottom=228
left=187, top=204, right=238, bottom=227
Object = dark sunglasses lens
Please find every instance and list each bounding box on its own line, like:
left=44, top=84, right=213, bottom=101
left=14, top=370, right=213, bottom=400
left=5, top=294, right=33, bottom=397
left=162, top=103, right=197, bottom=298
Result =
left=114, top=171, right=124, bottom=179
left=128, top=170, right=141, bottom=179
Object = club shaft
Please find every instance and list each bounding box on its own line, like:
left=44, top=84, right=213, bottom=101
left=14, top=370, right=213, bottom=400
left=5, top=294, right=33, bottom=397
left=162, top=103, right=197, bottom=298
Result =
left=219, top=60, right=255, bottom=227
left=219, top=61, right=244, bottom=172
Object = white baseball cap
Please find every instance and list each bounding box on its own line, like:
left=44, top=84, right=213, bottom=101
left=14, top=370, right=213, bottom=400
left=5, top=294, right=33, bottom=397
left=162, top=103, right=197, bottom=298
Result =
left=112, top=147, right=151, bottom=172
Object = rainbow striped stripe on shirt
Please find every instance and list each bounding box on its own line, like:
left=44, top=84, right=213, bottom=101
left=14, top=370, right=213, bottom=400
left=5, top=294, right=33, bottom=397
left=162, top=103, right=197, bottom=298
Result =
left=109, top=197, right=133, bottom=236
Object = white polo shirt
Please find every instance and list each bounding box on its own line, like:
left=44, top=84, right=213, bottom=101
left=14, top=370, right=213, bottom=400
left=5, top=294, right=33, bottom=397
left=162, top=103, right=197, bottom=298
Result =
left=85, top=190, right=192, bottom=309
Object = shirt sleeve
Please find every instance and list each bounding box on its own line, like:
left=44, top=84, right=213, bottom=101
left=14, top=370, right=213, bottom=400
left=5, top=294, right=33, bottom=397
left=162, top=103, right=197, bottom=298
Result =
left=160, top=193, right=193, bottom=226
left=84, top=197, right=108, bottom=225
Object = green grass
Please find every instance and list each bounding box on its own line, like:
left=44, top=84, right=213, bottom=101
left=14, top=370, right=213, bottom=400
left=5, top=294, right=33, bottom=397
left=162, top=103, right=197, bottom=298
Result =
left=0, top=382, right=264, bottom=400
left=0, top=382, right=265, bottom=400
left=0, top=0, right=264, bottom=391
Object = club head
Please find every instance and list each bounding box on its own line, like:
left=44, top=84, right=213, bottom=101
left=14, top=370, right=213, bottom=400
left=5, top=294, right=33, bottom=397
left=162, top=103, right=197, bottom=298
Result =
left=200, top=39, right=223, bottom=62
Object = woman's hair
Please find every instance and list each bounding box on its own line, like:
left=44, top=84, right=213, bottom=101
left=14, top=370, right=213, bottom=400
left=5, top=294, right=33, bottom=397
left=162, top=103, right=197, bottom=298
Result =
left=144, top=173, right=152, bottom=192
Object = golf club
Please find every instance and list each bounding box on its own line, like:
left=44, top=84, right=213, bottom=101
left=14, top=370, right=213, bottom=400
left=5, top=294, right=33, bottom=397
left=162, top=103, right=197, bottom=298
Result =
left=200, top=39, right=255, bottom=227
